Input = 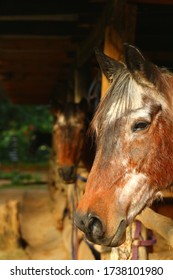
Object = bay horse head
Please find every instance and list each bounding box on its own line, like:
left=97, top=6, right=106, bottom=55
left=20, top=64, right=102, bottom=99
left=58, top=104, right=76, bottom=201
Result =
left=51, top=99, right=90, bottom=183
left=75, top=44, right=173, bottom=247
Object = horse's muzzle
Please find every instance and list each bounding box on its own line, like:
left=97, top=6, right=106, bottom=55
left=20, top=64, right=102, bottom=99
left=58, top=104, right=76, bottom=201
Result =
left=58, top=165, right=76, bottom=183
left=75, top=211, right=106, bottom=243
left=75, top=210, right=127, bottom=247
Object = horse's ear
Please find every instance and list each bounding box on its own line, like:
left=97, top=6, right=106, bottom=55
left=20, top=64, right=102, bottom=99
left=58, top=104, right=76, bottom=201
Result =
left=95, top=48, right=125, bottom=82
left=124, top=43, right=145, bottom=73
left=124, top=43, right=161, bottom=86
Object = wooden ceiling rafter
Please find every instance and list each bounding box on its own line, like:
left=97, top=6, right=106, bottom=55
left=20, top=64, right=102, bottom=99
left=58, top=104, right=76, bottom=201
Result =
left=0, top=0, right=173, bottom=104
left=128, top=0, right=173, bottom=4
left=0, top=0, right=107, bottom=104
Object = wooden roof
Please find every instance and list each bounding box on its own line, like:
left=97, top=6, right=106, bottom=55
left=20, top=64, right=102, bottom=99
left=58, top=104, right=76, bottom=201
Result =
left=0, top=0, right=173, bottom=104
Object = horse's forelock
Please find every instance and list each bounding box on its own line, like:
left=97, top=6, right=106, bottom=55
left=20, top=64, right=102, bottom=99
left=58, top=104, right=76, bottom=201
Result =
left=91, top=65, right=173, bottom=138
left=91, top=69, right=143, bottom=136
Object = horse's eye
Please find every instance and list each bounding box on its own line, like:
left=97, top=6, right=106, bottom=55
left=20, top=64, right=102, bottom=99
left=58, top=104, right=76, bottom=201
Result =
left=132, top=121, right=150, bottom=132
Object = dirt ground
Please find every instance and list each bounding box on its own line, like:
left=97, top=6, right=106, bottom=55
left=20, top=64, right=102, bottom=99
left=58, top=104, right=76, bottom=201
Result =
left=0, top=167, right=49, bottom=260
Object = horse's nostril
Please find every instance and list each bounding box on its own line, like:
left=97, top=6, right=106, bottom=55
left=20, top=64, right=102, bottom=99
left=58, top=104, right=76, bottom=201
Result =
left=75, top=212, right=104, bottom=239
left=87, top=216, right=103, bottom=238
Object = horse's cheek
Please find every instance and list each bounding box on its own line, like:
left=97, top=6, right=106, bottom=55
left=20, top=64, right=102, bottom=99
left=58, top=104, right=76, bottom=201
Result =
left=126, top=135, right=149, bottom=165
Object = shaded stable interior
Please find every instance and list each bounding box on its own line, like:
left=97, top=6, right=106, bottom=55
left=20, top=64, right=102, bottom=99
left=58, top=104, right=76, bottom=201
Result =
left=0, top=0, right=173, bottom=260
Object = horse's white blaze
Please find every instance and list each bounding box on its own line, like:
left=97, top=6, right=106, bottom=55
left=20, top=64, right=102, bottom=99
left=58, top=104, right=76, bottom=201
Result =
left=119, top=173, right=147, bottom=200
left=121, top=158, right=129, bottom=167
left=118, top=172, right=154, bottom=221
left=130, top=107, right=152, bottom=122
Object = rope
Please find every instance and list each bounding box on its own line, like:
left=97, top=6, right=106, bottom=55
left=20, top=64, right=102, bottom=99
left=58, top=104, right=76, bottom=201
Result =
left=71, top=174, right=88, bottom=259
left=70, top=182, right=79, bottom=260
left=77, top=174, right=87, bottom=182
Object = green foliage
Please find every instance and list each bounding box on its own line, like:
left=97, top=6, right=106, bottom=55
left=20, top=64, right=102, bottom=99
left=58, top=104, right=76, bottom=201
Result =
left=0, top=98, right=53, bottom=131
left=0, top=98, right=53, bottom=163
left=0, top=170, right=42, bottom=186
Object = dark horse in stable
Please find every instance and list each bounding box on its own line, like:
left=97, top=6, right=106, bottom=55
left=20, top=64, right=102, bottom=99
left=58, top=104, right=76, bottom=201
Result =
left=75, top=44, right=173, bottom=248
left=49, top=99, right=95, bottom=187
left=29, top=100, right=95, bottom=183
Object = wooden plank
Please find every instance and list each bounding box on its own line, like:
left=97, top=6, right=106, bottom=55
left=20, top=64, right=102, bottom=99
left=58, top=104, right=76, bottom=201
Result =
left=0, top=66, right=69, bottom=83
left=128, top=0, right=173, bottom=4
left=0, top=35, right=74, bottom=40
left=0, top=62, right=71, bottom=82
left=0, top=0, right=104, bottom=16
left=0, top=21, right=79, bottom=37
left=0, top=64, right=64, bottom=74
left=0, top=74, right=60, bottom=83
left=0, top=52, right=71, bottom=63
left=0, top=37, right=77, bottom=51
left=0, top=14, right=78, bottom=21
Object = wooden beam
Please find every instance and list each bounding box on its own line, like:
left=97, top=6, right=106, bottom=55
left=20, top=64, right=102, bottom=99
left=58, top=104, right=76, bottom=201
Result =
left=0, top=0, right=105, bottom=16
left=0, top=35, right=73, bottom=39
left=0, top=52, right=71, bottom=62
left=0, top=21, right=79, bottom=37
left=0, top=37, right=77, bottom=51
left=0, top=14, right=78, bottom=22
left=0, top=64, right=65, bottom=74
left=128, top=0, right=173, bottom=4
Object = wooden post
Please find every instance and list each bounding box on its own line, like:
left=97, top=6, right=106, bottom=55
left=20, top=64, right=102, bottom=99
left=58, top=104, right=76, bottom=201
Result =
left=101, top=2, right=137, bottom=98
left=74, top=66, right=89, bottom=103
left=101, top=26, right=123, bottom=98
